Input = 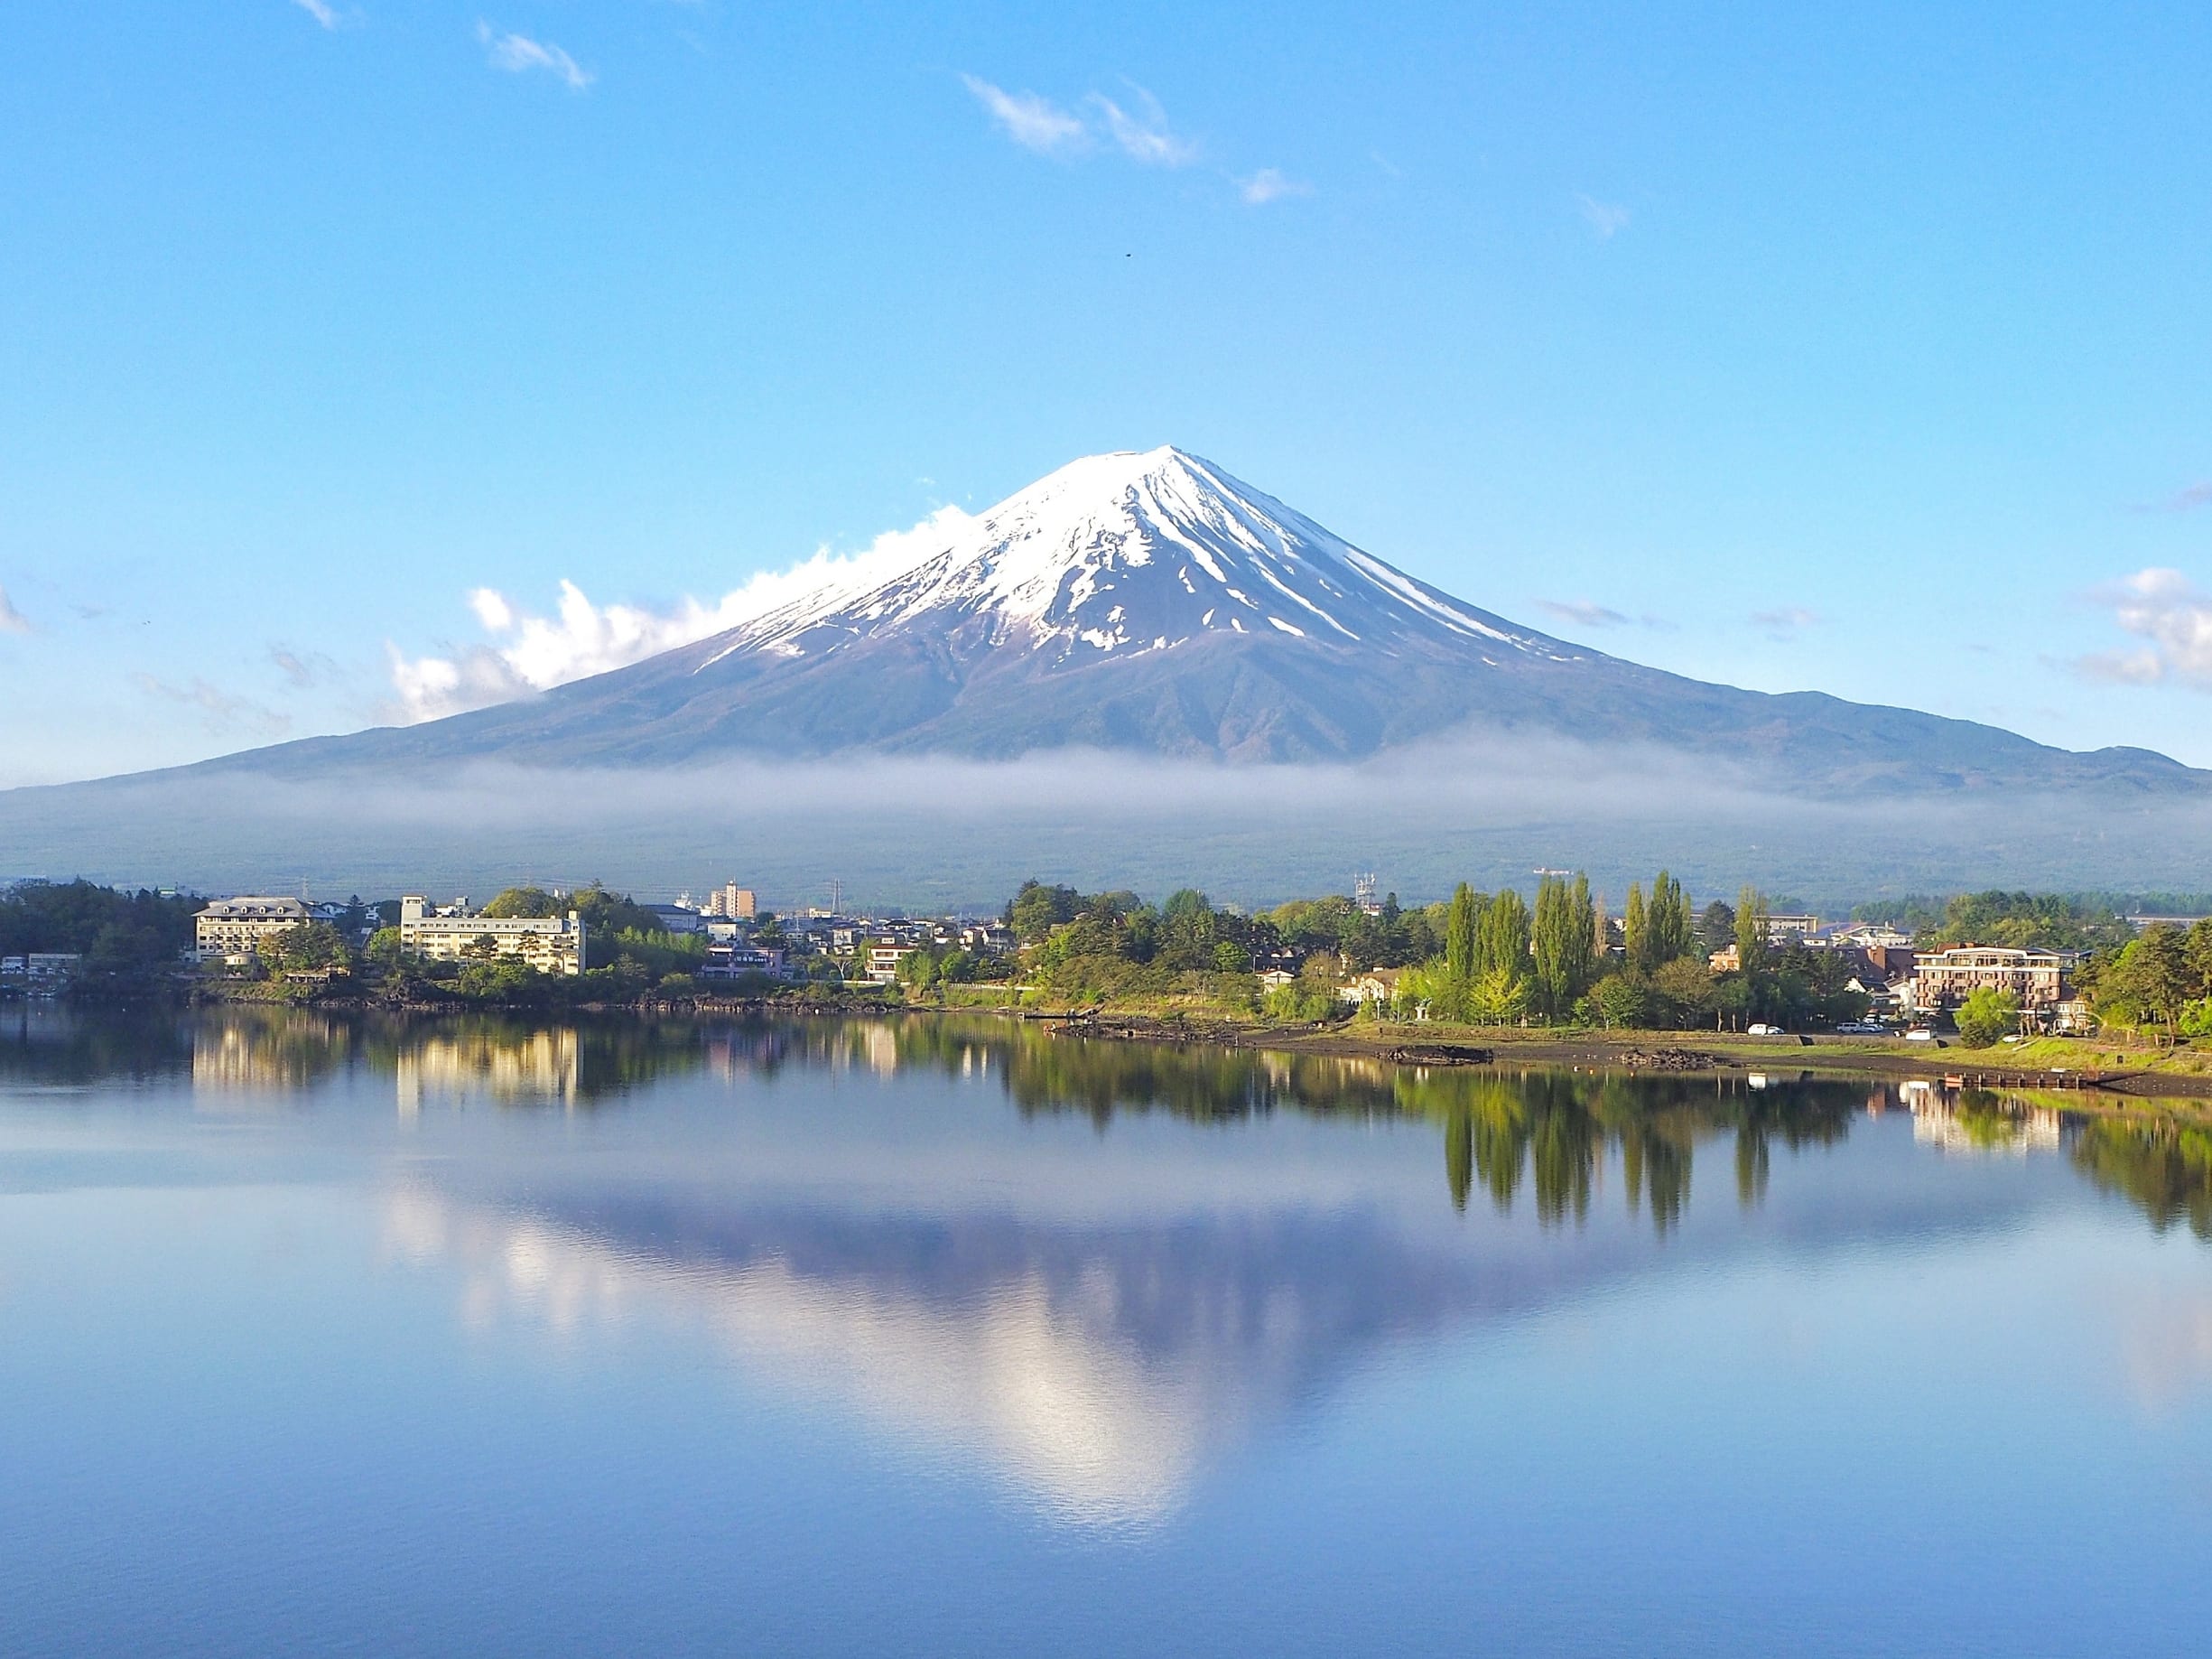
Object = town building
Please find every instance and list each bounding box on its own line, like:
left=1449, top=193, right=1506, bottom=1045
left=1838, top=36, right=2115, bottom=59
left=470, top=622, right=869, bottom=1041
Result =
left=1, top=953, right=83, bottom=993
left=864, top=942, right=916, bottom=983
left=701, top=946, right=790, bottom=982
left=195, top=896, right=314, bottom=963
left=397, top=896, right=586, bottom=975
left=645, top=903, right=705, bottom=935
left=1763, top=914, right=1820, bottom=943
left=704, top=882, right=757, bottom=920
left=1338, top=967, right=1404, bottom=1006
left=1908, top=946, right=2071, bottom=1025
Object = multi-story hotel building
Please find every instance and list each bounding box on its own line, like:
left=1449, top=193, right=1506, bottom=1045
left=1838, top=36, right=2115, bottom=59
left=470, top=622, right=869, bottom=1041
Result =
left=397, top=896, right=586, bottom=975
left=195, top=896, right=314, bottom=962
left=1909, top=946, right=2071, bottom=1019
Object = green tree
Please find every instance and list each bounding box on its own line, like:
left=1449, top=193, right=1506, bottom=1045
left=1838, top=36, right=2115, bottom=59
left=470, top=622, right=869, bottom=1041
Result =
left=1954, top=986, right=2021, bottom=1049
left=1589, top=972, right=1650, bottom=1030
left=1622, top=883, right=1649, bottom=974
left=1476, top=889, right=1531, bottom=982
left=1531, top=873, right=1597, bottom=1021
left=2098, top=925, right=2196, bottom=1044
left=1466, top=965, right=1529, bottom=1025
left=1445, top=883, right=1480, bottom=982
left=1735, top=886, right=1770, bottom=977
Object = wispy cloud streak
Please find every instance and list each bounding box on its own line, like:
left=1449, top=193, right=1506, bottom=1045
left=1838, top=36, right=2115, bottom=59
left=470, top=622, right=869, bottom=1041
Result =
left=0, top=584, right=30, bottom=636
left=961, top=75, right=1088, bottom=155
left=477, top=21, right=593, bottom=89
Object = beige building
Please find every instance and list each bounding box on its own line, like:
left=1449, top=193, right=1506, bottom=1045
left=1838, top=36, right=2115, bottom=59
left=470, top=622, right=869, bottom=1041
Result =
left=398, top=896, right=586, bottom=975
left=706, top=882, right=757, bottom=920
left=1909, top=946, right=2069, bottom=1019
left=196, top=896, right=313, bottom=962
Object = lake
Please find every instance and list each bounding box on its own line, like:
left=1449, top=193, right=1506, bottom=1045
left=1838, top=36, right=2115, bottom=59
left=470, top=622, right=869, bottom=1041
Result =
left=3, top=1005, right=2209, bottom=1656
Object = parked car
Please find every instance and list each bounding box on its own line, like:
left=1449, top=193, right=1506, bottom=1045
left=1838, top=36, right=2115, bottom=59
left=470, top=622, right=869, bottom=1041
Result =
left=1904, top=1028, right=1936, bottom=1043
left=1746, top=1023, right=1782, bottom=1036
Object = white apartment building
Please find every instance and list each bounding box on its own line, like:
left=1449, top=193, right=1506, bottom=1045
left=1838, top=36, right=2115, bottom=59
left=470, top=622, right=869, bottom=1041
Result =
left=398, top=896, right=586, bottom=975
left=196, top=896, right=313, bottom=962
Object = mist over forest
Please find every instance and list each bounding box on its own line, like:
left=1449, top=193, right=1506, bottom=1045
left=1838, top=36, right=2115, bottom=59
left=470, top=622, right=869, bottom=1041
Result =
left=2, top=738, right=2205, bottom=910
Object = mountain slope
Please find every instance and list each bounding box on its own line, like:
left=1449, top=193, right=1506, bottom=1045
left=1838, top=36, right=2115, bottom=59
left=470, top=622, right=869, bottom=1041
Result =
left=192, top=446, right=2199, bottom=793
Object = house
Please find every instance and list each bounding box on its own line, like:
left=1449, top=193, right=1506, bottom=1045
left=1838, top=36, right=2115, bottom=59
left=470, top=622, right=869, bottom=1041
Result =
left=1256, top=967, right=1299, bottom=993
left=397, top=895, right=586, bottom=975
left=1338, top=967, right=1403, bottom=1006
left=195, top=896, right=314, bottom=963
left=645, top=903, right=705, bottom=936
left=1708, top=944, right=1741, bottom=972
left=864, top=942, right=916, bottom=983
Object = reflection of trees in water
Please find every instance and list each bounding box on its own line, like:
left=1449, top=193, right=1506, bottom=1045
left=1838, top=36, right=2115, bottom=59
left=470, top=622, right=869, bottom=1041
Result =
left=0, top=1000, right=194, bottom=1084
left=17, top=1006, right=2212, bottom=1242
left=2071, top=1119, right=2212, bottom=1241
left=1386, top=1069, right=1857, bottom=1232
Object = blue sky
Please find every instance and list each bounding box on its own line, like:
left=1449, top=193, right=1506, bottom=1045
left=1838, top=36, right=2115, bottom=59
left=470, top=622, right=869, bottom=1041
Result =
left=1, top=0, right=2208, bottom=784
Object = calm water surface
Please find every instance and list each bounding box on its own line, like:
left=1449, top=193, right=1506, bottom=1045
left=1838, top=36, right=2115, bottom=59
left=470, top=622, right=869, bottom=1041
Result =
left=3, top=1006, right=2210, bottom=1656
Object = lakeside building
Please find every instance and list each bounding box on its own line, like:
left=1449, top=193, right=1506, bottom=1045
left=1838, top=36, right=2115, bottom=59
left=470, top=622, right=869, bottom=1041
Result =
left=195, top=896, right=314, bottom=963
left=702, top=946, right=790, bottom=982
left=1908, top=946, right=2072, bottom=1026
left=1, top=953, right=83, bottom=993
left=398, top=896, right=586, bottom=975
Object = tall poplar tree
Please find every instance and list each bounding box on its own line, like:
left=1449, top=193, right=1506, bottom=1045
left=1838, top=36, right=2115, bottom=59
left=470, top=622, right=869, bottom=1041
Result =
left=1623, top=883, right=1649, bottom=974
left=1532, top=873, right=1599, bottom=1022
left=1735, top=885, right=1770, bottom=975
left=1477, top=889, right=1531, bottom=984
left=1445, top=883, right=1479, bottom=982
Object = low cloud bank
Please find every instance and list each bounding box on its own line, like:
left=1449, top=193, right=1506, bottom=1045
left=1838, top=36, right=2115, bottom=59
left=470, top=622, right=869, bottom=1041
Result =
left=7, top=736, right=2210, bottom=909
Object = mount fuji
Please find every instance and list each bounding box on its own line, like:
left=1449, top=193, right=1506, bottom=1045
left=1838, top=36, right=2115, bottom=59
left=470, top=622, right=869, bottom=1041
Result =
left=215, top=445, right=2196, bottom=793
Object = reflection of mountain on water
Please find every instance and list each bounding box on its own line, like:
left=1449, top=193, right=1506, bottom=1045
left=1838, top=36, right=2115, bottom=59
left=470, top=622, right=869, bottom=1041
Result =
left=386, top=1179, right=1644, bottom=1527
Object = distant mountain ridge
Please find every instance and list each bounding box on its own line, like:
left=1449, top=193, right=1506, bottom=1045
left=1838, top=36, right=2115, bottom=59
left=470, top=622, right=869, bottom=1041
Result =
left=113, top=447, right=2212, bottom=792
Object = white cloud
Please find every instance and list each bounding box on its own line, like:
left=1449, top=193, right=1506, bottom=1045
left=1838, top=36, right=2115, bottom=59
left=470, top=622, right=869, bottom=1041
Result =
left=477, top=21, right=593, bottom=89
left=1091, top=87, right=1196, bottom=166
left=1238, top=168, right=1310, bottom=206
left=961, top=75, right=1088, bottom=155
left=385, top=505, right=977, bottom=722
left=0, top=584, right=28, bottom=636
left=2077, top=567, right=2212, bottom=689
left=291, top=0, right=342, bottom=27
left=1576, top=193, right=1631, bottom=239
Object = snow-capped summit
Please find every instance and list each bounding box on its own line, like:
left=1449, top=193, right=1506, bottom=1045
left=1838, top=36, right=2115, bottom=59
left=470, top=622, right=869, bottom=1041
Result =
left=695, top=446, right=1569, bottom=673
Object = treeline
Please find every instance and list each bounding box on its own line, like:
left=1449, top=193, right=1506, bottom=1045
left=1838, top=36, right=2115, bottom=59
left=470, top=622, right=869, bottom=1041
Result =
left=0, top=880, right=203, bottom=991
left=1001, top=873, right=1869, bottom=1030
